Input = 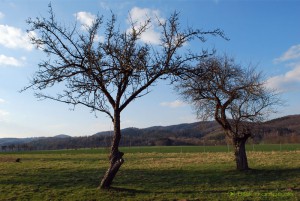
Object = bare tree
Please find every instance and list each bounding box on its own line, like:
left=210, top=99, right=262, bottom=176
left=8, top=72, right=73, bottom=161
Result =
left=177, top=55, right=280, bottom=170
left=23, top=5, right=225, bottom=188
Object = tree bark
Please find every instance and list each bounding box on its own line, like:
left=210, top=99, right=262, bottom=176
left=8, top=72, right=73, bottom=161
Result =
left=99, top=110, right=124, bottom=189
left=233, top=135, right=250, bottom=171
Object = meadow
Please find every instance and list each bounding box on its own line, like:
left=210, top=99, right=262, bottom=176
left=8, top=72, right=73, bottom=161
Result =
left=0, top=145, right=299, bottom=201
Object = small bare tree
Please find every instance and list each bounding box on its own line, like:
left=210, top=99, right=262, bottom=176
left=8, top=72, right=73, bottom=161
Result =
left=23, top=5, right=225, bottom=188
left=177, top=55, right=280, bottom=170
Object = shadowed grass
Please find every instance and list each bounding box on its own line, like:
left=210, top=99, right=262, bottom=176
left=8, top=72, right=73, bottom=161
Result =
left=0, top=150, right=299, bottom=200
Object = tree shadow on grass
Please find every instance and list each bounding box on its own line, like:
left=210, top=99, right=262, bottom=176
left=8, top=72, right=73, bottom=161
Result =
left=1, top=165, right=299, bottom=199
left=113, top=167, right=300, bottom=194
left=0, top=167, right=103, bottom=189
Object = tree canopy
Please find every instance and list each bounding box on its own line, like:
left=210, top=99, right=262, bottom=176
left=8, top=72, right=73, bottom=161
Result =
left=24, top=6, right=225, bottom=122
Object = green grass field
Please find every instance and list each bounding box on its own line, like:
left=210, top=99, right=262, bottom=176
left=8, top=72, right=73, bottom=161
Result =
left=0, top=145, right=299, bottom=201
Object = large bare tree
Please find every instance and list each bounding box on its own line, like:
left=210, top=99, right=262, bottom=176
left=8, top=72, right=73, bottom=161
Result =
left=23, top=5, right=225, bottom=188
left=177, top=55, right=280, bottom=170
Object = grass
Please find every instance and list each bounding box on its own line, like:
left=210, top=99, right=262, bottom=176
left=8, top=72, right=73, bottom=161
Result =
left=0, top=145, right=299, bottom=200
left=3, top=143, right=300, bottom=155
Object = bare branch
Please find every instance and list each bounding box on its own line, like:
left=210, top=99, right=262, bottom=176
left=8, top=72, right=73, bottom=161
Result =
left=177, top=54, right=281, bottom=138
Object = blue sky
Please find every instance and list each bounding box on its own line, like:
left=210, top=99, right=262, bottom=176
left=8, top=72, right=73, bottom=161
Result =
left=0, top=0, right=300, bottom=138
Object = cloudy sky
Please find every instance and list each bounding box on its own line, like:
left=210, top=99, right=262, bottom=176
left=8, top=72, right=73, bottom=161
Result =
left=0, top=0, right=300, bottom=138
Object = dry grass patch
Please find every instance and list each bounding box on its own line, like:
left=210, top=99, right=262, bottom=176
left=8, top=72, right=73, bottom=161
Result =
left=0, top=156, right=21, bottom=163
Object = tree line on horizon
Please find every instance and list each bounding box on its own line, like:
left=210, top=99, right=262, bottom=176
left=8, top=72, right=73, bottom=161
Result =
left=1, top=115, right=300, bottom=152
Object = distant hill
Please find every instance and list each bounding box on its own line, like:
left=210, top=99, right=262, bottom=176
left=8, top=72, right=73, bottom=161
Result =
left=0, top=138, right=37, bottom=146
left=53, top=134, right=71, bottom=139
left=261, top=115, right=300, bottom=143
left=93, top=121, right=221, bottom=139
left=264, top=115, right=300, bottom=131
left=0, top=134, right=71, bottom=146
left=1, top=115, right=299, bottom=151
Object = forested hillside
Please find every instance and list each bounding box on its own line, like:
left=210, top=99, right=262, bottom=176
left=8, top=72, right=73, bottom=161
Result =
left=1, top=115, right=300, bottom=151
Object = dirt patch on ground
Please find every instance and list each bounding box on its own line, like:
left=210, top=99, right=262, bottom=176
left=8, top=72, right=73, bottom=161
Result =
left=0, top=157, right=21, bottom=162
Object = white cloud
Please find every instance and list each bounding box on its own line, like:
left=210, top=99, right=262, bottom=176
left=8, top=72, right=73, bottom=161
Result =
left=0, top=24, right=34, bottom=50
left=0, top=98, right=5, bottom=104
left=274, top=44, right=300, bottom=63
left=127, top=7, right=164, bottom=45
left=268, top=44, right=300, bottom=91
left=74, top=11, right=97, bottom=30
left=0, top=54, right=24, bottom=67
left=74, top=11, right=104, bottom=42
left=0, top=12, right=4, bottom=19
left=267, top=62, right=300, bottom=92
left=160, top=100, right=187, bottom=108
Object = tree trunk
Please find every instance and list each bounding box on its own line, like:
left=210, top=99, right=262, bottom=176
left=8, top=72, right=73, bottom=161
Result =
left=233, top=136, right=250, bottom=171
left=99, top=110, right=124, bottom=189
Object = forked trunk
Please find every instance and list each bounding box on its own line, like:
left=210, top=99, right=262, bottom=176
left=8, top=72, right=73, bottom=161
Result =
left=233, top=136, right=250, bottom=171
left=100, top=111, right=124, bottom=189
